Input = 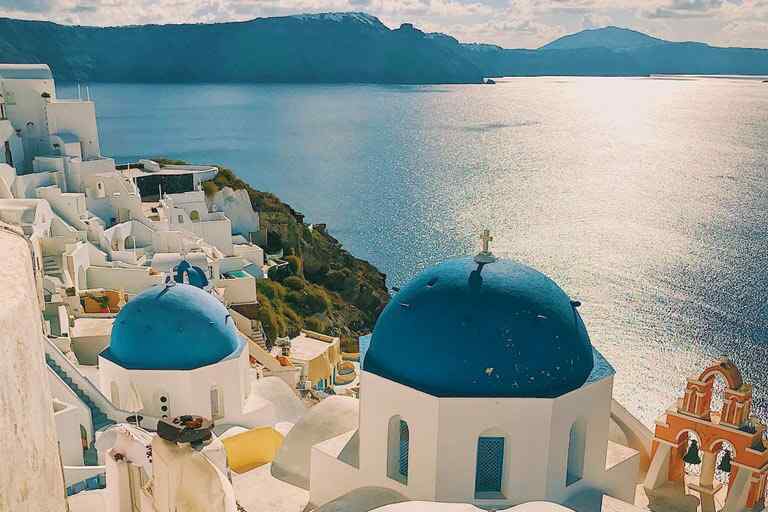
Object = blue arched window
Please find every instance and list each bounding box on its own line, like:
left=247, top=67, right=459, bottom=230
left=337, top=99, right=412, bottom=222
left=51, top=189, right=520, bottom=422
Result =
left=475, top=436, right=505, bottom=498
left=387, top=416, right=409, bottom=484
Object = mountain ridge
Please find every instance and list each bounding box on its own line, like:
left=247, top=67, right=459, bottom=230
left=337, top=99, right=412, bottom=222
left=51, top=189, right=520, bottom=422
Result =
left=0, top=14, right=767, bottom=83
left=539, top=26, right=668, bottom=51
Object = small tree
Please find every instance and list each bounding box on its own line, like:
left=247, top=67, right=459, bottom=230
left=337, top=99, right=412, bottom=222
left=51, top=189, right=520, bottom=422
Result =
left=285, top=255, right=303, bottom=277
left=201, top=181, right=219, bottom=197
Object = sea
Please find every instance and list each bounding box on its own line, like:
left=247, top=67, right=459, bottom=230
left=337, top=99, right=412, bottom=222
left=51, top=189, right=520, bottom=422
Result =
left=58, top=76, right=768, bottom=427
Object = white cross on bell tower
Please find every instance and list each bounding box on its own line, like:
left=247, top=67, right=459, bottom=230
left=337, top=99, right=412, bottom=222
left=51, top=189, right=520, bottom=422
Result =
left=474, top=228, right=497, bottom=264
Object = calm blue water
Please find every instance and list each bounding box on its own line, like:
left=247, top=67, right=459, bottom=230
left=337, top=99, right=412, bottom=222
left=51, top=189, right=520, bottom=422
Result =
left=59, top=78, right=768, bottom=426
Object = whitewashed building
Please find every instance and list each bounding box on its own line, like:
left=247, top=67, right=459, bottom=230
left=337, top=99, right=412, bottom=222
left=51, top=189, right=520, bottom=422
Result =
left=98, top=280, right=304, bottom=428
left=308, top=246, right=640, bottom=510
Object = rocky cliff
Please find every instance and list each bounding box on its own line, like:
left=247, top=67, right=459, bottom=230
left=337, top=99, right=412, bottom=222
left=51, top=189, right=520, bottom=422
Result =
left=201, top=165, right=389, bottom=352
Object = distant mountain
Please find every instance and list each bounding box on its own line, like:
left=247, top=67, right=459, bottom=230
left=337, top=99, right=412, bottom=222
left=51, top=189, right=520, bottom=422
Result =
left=540, top=26, right=667, bottom=51
left=0, top=15, right=767, bottom=83
left=464, top=26, right=768, bottom=78
left=0, top=14, right=485, bottom=84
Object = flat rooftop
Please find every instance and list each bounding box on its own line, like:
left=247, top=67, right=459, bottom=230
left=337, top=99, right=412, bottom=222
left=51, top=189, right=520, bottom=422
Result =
left=289, top=332, right=337, bottom=362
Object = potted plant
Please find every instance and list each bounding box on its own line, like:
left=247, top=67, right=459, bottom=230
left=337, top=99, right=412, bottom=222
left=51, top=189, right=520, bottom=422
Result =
left=94, top=295, right=110, bottom=313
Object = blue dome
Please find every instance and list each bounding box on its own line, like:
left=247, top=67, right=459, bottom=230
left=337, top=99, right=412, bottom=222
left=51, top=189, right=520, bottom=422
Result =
left=102, top=282, right=242, bottom=370
left=174, top=260, right=209, bottom=289
left=363, top=257, right=594, bottom=398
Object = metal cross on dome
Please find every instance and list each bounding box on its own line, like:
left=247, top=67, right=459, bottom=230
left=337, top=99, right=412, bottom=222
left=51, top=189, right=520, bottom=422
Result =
left=474, top=228, right=497, bottom=264
left=480, top=229, right=493, bottom=252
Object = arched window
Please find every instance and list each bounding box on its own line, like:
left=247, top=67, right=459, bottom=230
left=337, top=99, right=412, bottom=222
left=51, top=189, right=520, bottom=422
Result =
left=566, top=419, right=587, bottom=486
left=95, top=181, right=105, bottom=199
left=475, top=434, right=505, bottom=498
left=210, top=385, right=224, bottom=420
left=190, top=210, right=200, bottom=222
left=387, top=415, right=409, bottom=484
left=110, top=382, right=120, bottom=408
left=177, top=214, right=184, bottom=224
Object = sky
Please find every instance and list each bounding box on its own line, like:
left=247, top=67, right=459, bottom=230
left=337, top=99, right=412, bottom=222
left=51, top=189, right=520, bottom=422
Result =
left=0, top=0, right=766, bottom=49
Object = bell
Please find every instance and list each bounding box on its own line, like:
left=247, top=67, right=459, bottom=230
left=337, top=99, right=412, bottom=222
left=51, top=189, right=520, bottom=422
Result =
left=683, top=439, right=702, bottom=465
left=718, top=450, right=732, bottom=472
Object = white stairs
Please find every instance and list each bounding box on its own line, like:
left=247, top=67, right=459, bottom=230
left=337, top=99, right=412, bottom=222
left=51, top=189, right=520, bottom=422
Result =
left=42, top=255, right=62, bottom=277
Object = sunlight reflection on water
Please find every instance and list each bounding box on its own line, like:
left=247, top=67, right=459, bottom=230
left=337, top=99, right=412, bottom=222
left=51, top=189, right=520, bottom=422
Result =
left=64, top=76, right=768, bottom=426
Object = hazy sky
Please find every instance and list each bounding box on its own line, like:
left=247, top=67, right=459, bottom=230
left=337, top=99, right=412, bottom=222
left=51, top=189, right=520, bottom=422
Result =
left=1, top=0, right=766, bottom=49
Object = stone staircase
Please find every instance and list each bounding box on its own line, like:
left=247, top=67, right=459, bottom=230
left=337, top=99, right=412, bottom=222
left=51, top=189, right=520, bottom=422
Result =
left=251, top=323, right=271, bottom=352
left=42, top=254, right=62, bottom=277
left=46, top=354, right=114, bottom=433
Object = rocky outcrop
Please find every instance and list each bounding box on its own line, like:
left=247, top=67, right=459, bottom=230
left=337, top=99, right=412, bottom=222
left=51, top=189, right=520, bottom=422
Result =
left=204, top=166, right=389, bottom=352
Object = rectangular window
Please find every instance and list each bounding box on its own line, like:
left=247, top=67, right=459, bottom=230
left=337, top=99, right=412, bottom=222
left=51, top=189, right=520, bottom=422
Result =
left=566, top=421, right=586, bottom=486
left=210, top=386, right=223, bottom=420
left=387, top=417, right=409, bottom=485
left=4, top=141, right=12, bottom=167
left=475, top=437, right=505, bottom=497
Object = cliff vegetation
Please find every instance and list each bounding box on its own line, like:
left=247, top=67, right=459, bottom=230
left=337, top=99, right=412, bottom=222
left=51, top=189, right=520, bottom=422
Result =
left=198, top=164, right=389, bottom=352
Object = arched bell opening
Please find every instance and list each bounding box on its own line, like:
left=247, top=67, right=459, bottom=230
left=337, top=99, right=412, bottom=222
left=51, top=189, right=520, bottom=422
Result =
left=707, top=373, right=729, bottom=418
left=677, top=429, right=703, bottom=478
left=712, top=440, right=735, bottom=483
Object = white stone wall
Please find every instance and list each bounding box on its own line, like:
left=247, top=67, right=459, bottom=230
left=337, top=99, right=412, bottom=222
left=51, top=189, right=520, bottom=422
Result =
left=0, top=226, right=67, bottom=511
left=54, top=398, right=85, bottom=466
left=211, top=187, right=261, bottom=238
left=12, top=170, right=57, bottom=198
left=0, top=76, right=53, bottom=170
left=233, top=244, right=265, bottom=267
left=98, top=346, right=271, bottom=427
left=47, top=367, right=94, bottom=444
left=86, top=266, right=164, bottom=295
left=312, top=370, right=635, bottom=509
left=547, top=378, right=614, bottom=502
left=64, top=241, right=91, bottom=292
left=46, top=100, right=101, bottom=160
left=211, top=275, right=258, bottom=305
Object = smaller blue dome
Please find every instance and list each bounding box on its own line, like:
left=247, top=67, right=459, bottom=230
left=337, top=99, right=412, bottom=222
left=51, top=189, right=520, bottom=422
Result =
left=102, top=282, right=242, bottom=370
left=174, top=260, right=209, bottom=289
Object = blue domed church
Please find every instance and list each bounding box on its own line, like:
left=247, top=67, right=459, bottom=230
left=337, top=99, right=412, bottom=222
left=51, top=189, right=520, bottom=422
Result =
left=98, top=280, right=273, bottom=428
left=309, top=235, right=640, bottom=509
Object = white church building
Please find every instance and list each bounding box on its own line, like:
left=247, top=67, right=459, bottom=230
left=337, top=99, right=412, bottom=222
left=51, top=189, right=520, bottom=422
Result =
left=308, top=242, right=640, bottom=509
left=99, top=279, right=304, bottom=429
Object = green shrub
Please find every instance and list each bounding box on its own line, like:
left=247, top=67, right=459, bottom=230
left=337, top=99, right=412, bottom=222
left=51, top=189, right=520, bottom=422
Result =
left=304, top=316, right=328, bottom=333
left=282, top=305, right=301, bottom=324
left=255, top=279, right=284, bottom=300
left=283, top=276, right=305, bottom=291
left=304, top=288, right=330, bottom=314
left=341, top=336, right=359, bottom=353
left=201, top=181, right=219, bottom=197
left=254, top=296, right=284, bottom=341
left=324, top=269, right=356, bottom=293
left=266, top=231, right=283, bottom=254
left=285, top=255, right=303, bottom=277
left=285, top=291, right=305, bottom=309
